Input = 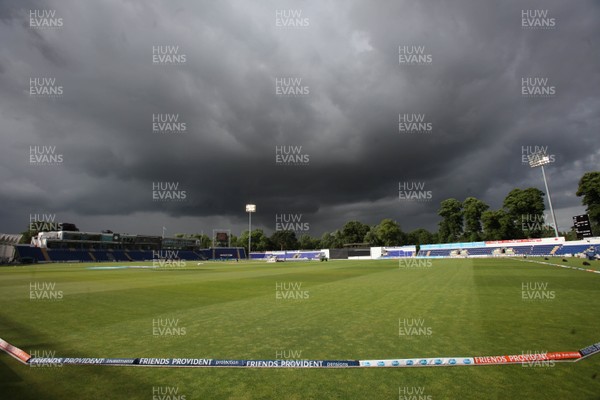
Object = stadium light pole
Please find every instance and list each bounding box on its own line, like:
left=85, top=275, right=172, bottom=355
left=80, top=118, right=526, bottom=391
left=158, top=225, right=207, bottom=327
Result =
left=245, top=204, right=256, bottom=258
left=529, top=152, right=559, bottom=237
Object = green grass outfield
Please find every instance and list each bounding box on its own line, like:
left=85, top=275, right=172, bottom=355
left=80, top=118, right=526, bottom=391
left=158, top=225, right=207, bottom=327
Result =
left=1, top=257, right=599, bottom=399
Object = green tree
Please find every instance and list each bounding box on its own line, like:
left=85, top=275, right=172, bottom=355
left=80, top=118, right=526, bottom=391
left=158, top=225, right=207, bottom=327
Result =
left=406, top=228, right=435, bottom=245
left=503, top=188, right=545, bottom=238
left=238, top=230, right=250, bottom=252
left=563, top=227, right=579, bottom=241
left=332, top=230, right=345, bottom=247
left=462, top=197, right=489, bottom=241
left=481, top=209, right=517, bottom=240
left=319, top=232, right=336, bottom=249
left=298, top=234, right=319, bottom=250
left=576, top=171, right=600, bottom=235
left=364, top=228, right=382, bottom=246
left=438, top=198, right=463, bottom=243
left=199, top=234, right=212, bottom=248
left=366, top=219, right=404, bottom=246
left=19, top=229, right=35, bottom=244
left=239, top=229, right=271, bottom=252
left=270, top=230, right=298, bottom=250
left=339, top=221, right=371, bottom=244
left=257, top=234, right=274, bottom=251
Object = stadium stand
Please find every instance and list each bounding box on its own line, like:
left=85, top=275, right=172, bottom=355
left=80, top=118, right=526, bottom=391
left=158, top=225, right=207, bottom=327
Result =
left=377, top=246, right=416, bottom=258
left=466, top=247, right=497, bottom=256
left=380, top=249, right=413, bottom=257
left=11, top=229, right=246, bottom=263
left=14, top=245, right=47, bottom=263
left=415, top=238, right=600, bottom=258
left=0, top=233, right=22, bottom=263
left=422, top=249, right=451, bottom=257
left=251, top=250, right=325, bottom=261
left=555, top=244, right=600, bottom=256
left=7, top=229, right=600, bottom=264
left=250, top=252, right=267, bottom=260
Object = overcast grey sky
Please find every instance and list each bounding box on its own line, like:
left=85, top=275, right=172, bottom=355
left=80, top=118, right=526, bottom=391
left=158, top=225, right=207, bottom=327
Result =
left=1, top=0, right=598, bottom=238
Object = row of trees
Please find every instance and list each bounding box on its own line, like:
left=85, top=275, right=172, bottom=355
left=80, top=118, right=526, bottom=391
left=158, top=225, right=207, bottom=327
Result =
left=440, top=172, right=600, bottom=242
left=177, top=219, right=434, bottom=252
left=175, top=172, right=599, bottom=251
left=437, top=188, right=551, bottom=243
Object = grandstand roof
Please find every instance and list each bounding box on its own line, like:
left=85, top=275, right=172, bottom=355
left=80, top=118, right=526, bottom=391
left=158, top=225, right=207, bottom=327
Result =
left=0, top=233, right=22, bottom=245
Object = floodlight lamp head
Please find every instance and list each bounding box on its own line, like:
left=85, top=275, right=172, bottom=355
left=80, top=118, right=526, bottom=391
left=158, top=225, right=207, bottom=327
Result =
left=245, top=204, right=256, bottom=213
left=528, top=154, right=551, bottom=168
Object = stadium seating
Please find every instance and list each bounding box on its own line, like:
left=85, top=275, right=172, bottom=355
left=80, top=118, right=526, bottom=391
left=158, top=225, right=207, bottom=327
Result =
left=14, top=245, right=46, bottom=262
left=250, top=253, right=268, bottom=260
left=528, top=244, right=556, bottom=256
left=251, top=251, right=322, bottom=260
left=13, top=240, right=597, bottom=264
left=92, top=251, right=111, bottom=261
left=417, top=243, right=560, bottom=257
left=555, top=244, right=599, bottom=255
left=380, top=249, right=415, bottom=258
left=465, top=247, right=497, bottom=256
left=510, top=245, right=534, bottom=255
left=419, top=249, right=453, bottom=257
left=125, top=250, right=149, bottom=261
left=109, top=250, right=131, bottom=261
left=44, top=249, right=94, bottom=262
left=14, top=245, right=244, bottom=263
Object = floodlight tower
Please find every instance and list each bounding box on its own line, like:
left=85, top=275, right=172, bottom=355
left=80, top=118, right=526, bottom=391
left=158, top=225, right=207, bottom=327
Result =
left=529, top=152, right=559, bottom=237
left=245, top=204, right=256, bottom=258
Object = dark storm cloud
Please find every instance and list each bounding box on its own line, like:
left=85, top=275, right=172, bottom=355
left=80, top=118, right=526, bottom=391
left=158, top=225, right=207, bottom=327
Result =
left=0, top=0, right=599, bottom=236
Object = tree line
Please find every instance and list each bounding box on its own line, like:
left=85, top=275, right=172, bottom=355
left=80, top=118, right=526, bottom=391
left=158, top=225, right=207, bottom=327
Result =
left=179, top=171, right=600, bottom=252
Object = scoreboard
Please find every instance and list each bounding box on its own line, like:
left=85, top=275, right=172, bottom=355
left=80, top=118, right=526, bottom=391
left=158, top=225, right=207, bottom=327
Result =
left=573, top=214, right=593, bottom=238
left=216, top=232, right=229, bottom=242
left=213, top=229, right=231, bottom=247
